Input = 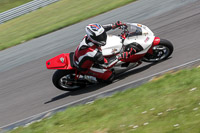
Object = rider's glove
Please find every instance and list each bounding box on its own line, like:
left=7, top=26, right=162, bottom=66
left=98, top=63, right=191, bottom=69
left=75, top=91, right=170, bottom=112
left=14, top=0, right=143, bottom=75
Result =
left=112, top=21, right=123, bottom=29
left=117, top=51, right=130, bottom=60
left=128, top=47, right=137, bottom=55
left=117, top=48, right=136, bottom=60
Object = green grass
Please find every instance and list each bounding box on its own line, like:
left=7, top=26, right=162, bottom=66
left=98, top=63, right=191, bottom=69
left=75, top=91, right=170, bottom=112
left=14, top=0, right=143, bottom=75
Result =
left=0, top=0, right=136, bottom=50
left=0, top=0, right=32, bottom=13
left=9, top=67, right=200, bottom=133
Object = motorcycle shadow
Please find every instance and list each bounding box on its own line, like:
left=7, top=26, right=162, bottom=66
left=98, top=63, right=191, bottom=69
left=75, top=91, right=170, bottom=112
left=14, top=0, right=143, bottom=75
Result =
left=44, top=83, right=107, bottom=104
left=114, top=57, right=172, bottom=81
left=115, top=62, right=158, bottom=81
left=45, top=59, right=169, bottom=104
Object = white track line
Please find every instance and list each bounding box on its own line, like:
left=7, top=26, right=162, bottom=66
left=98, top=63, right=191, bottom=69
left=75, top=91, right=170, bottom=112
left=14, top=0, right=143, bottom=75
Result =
left=1, top=58, right=200, bottom=129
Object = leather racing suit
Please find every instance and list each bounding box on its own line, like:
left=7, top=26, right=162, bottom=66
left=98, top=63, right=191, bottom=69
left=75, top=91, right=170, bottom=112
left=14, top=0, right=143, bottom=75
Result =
left=73, top=24, right=119, bottom=82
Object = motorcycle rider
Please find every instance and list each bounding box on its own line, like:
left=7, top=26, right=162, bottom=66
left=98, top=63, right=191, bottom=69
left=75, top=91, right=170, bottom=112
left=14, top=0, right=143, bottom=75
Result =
left=73, top=21, right=136, bottom=83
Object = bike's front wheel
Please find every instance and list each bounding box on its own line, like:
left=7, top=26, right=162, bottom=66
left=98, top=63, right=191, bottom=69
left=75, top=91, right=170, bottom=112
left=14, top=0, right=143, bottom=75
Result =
left=143, top=39, right=174, bottom=62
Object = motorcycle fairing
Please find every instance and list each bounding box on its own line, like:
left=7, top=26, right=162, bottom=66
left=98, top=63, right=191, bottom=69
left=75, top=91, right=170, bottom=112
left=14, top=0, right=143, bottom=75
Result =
left=146, top=37, right=161, bottom=54
left=46, top=53, right=74, bottom=70
left=102, top=23, right=156, bottom=57
left=124, top=35, right=154, bottom=54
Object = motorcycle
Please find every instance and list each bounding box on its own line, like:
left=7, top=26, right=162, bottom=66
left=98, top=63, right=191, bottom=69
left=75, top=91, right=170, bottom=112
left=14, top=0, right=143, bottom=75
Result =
left=46, top=23, right=174, bottom=91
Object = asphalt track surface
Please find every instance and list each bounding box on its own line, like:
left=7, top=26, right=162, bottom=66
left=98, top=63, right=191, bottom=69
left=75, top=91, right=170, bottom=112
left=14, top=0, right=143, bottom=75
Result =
left=0, top=0, right=200, bottom=129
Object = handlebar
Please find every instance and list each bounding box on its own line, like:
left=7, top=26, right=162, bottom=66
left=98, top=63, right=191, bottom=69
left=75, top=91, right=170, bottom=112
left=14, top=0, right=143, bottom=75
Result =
left=120, top=24, right=127, bottom=30
left=120, top=24, right=129, bottom=39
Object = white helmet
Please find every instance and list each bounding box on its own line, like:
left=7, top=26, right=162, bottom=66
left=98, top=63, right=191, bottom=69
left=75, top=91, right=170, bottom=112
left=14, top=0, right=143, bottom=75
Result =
left=85, top=23, right=107, bottom=46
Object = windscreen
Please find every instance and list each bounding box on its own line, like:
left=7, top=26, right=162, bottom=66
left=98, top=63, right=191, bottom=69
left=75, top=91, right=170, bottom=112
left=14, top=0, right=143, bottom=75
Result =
left=126, top=23, right=142, bottom=37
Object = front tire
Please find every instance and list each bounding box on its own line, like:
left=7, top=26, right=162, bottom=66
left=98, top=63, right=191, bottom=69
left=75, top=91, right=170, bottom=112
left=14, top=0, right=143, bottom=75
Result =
left=52, top=70, right=86, bottom=91
left=143, top=39, right=174, bottom=62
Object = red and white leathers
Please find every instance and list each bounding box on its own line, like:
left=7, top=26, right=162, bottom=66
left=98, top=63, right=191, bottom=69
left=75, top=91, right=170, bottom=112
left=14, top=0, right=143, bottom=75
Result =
left=73, top=24, right=119, bottom=82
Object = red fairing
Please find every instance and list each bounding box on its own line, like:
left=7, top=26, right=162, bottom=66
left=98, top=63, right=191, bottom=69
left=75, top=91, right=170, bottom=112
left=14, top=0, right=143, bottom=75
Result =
left=46, top=53, right=74, bottom=70
left=153, top=37, right=160, bottom=45
left=147, top=37, right=160, bottom=54
left=121, top=54, right=145, bottom=62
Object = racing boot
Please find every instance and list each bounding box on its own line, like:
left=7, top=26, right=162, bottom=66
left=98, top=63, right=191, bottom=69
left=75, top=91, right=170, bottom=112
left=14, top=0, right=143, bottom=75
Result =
left=97, top=69, right=115, bottom=84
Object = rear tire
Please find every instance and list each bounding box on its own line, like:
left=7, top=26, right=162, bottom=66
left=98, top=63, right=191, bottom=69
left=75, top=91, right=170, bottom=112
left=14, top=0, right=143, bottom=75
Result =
left=143, top=39, right=174, bottom=62
left=52, top=70, right=86, bottom=91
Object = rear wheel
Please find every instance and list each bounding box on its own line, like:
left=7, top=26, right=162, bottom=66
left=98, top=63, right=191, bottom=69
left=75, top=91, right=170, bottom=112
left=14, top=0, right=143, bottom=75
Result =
left=52, top=70, right=86, bottom=91
left=143, top=39, right=174, bottom=62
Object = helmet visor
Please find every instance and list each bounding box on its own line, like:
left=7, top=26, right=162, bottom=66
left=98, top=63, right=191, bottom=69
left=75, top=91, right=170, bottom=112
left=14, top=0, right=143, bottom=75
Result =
left=97, top=31, right=107, bottom=46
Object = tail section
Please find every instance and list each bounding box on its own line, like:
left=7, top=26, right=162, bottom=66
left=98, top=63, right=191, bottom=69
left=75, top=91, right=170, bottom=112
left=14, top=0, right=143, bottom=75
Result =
left=46, top=53, right=74, bottom=70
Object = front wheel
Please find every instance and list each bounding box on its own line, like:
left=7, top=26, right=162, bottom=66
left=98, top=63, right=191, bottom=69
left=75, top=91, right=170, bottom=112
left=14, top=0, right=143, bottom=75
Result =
left=142, top=39, right=174, bottom=62
left=52, top=70, right=86, bottom=91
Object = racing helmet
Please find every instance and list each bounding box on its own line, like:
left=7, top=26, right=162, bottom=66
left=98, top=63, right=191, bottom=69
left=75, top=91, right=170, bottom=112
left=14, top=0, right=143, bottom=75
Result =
left=85, top=23, right=107, bottom=46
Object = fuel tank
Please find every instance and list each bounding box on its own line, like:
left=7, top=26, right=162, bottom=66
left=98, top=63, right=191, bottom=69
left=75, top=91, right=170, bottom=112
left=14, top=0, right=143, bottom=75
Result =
left=101, top=35, right=122, bottom=56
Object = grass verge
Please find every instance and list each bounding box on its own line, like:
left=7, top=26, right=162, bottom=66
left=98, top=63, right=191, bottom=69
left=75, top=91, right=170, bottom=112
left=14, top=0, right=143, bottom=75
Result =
left=0, top=0, right=32, bottom=13
left=9, top=67, right=200, bottom=133
left=0, top=0, right=136, bottom=50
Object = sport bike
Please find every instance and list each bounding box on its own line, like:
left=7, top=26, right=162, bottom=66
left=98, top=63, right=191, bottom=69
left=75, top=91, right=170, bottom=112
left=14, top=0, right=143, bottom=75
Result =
left=46, top=23, right=174, bottom=91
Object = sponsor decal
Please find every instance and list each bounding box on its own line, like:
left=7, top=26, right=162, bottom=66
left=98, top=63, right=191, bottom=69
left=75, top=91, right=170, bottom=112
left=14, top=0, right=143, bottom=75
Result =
left=144, top=37, right=149, bottom=43
left=60, top=57, right=65, bottom=63
left=137, top=24, right=142, bottom=27
left=111, top=48, right=118, bottom=54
